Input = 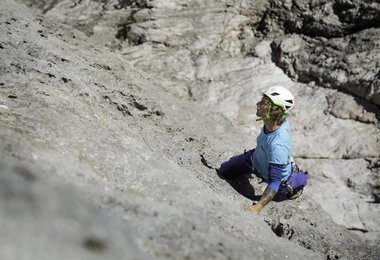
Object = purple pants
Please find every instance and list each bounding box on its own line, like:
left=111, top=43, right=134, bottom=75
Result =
left=217, top=149, right=256, bottom=179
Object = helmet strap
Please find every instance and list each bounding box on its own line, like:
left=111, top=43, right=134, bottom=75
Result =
left=263, top=102, right=272, bottom=121
left=256, top=102, right=272, bottom=121
left=256, top=102, right=287, bottom=122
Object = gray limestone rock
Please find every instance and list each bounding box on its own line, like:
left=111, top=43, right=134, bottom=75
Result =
left=3, top=0, right=380, bottom=259
left=0, top=160, right=149, bottom=260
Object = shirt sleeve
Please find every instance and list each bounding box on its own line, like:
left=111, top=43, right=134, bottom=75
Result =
left=268, top=144, right=289, bottom=165
left=267, top=163, right=284, bottom=192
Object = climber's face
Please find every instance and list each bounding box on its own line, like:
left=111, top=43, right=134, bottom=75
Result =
left=256, top=96, right=271, bottom=117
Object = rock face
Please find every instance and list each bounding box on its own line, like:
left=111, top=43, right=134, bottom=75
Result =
left=1, top=0, right=380, bottom=259
left=23, top=0, right=380, bottom=107
left=265, top=0, right=380, bottom=107
left=22, top=0, right=380, bottom=240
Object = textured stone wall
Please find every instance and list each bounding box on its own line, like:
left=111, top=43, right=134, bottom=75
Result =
left=2, top=0, right=380, bottom=258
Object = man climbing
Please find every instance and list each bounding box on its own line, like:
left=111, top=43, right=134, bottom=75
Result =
left=217, top=86, right=306, bottom=214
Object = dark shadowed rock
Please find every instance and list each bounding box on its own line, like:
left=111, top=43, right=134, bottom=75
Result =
left=259, top=0, right=380, bottom=106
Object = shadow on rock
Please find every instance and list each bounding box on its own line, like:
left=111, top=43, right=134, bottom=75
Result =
left=218, top=174, right=260, bottom=201
left=218, top=172, right=292, bottom=203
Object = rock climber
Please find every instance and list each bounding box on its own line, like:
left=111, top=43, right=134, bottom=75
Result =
left=217, top=86, right=306, bottom=214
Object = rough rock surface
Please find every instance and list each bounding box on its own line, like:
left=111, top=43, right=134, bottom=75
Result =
left=27, top=0, right=380, bottom=107
left=266, top=0, right=380, bottom=107
left=1, top=0, right=380, bottom=259
left=21, top=0, right=380, bottom=242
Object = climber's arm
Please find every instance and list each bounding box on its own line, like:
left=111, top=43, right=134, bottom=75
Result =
left=246, top=164, right=283, bottom=214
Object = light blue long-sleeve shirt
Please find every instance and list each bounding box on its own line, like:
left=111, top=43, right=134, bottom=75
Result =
left=251, top=120, right=292, bottom=187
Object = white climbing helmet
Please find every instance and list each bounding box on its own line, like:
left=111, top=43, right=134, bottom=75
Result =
left=263, top=86, right=295, bottom=112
